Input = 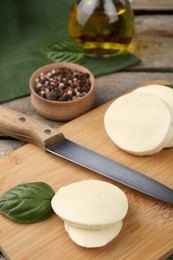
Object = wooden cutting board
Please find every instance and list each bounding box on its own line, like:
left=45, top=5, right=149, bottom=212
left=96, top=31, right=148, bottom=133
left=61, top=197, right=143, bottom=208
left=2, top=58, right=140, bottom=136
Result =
left=1, top=81, right=173, bottom=260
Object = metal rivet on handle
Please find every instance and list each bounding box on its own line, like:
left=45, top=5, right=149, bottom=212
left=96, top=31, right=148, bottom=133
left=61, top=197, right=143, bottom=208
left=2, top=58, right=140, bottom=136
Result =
left=44, top=129, right=51, bottom=135
left=19, top=117, right=26, bottom=122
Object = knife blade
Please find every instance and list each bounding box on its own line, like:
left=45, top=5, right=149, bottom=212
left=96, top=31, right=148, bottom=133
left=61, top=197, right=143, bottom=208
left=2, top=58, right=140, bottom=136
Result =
left=0, top=105, right=173, bottom=205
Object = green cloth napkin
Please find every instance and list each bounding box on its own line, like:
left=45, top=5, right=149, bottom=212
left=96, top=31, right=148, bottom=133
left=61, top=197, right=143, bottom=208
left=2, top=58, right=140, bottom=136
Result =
left=0, top=0, right=140, bottom=103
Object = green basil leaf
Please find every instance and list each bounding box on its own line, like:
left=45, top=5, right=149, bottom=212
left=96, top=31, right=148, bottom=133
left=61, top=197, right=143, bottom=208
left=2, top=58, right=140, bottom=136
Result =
left=40, top=40, right=85, bottom=64
left=0, top=182, right=55, bottom=223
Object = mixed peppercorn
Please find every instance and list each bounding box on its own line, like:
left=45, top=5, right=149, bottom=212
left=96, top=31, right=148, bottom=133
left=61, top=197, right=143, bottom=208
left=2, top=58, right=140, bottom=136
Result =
left=34, top=67, right=91, bottom=101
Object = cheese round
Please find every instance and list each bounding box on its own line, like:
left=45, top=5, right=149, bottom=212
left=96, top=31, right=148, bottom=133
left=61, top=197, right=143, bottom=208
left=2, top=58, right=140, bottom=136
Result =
left=104, top=92, right=172, bottom=156
left=134, top=84, right=173, bottom=147
left=51, top=180, right=128, bottom=230
left=64, top=220, right=123, bottom=248
left=134, top=85, right=173, bottom=116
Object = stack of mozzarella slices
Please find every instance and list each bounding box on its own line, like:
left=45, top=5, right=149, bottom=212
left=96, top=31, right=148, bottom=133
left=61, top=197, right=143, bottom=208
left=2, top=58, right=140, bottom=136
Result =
left=104, top=85, right=173, bottom=156
left=51, top=180, right=128, bottom=248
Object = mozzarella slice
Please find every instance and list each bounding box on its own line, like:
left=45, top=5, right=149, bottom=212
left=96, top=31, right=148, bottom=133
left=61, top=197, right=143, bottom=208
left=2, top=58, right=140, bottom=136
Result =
left=134, top=84, right=173, bottom=147
left=64, top=221, right=123, bottom=248
left=134, top=84, right=173, bottom=116
left=167, top=134, right=173, bottom=147
left=51, top=180, right=128, bottom=230
left=104, top=92, right=173, bottom=156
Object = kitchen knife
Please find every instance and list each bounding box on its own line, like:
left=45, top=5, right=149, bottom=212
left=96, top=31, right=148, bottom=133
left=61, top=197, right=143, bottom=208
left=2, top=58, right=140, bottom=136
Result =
left=0, top=105, right=173, bottom=205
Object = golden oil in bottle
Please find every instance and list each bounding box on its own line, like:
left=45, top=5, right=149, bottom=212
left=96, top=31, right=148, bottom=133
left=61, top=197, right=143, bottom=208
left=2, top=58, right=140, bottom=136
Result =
left=68, top=0, right=134, bottom=57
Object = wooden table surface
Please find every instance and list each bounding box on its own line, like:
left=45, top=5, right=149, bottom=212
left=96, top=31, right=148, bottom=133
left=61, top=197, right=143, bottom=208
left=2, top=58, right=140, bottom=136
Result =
left=0, top=1, right=173, bottom=259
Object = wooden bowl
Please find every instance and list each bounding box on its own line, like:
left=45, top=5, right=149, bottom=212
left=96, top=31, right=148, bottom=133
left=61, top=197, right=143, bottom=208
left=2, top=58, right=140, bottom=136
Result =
left=29, top=62, right=95, bottom=121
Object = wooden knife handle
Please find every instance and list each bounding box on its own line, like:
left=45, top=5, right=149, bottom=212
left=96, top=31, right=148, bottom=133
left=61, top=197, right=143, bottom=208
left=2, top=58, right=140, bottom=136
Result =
left=0, top=106, right=64, bottom=150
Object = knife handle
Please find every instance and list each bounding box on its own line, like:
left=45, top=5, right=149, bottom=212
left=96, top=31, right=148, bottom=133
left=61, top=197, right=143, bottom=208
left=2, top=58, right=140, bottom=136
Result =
left=0, top=106, right=64, bottom=150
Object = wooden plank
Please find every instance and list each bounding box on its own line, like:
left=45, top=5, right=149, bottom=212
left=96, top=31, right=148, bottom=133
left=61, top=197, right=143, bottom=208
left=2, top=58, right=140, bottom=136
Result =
left=128, top=15, right=173, bottom=71
left=94, top=72, right=173, bottom=106
left=1, top=81, right=173, bottom=260
left=132, top=0, right=173, bottom=11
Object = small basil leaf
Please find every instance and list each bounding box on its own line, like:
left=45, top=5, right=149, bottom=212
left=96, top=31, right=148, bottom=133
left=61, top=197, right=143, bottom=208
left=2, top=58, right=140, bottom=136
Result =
left=40, top=40, right=85, bottom=64
left=0, top=182, right=55, bottom=223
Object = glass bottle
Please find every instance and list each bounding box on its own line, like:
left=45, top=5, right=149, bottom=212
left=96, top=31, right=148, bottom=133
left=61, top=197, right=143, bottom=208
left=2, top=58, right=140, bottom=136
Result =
left=68, top=0, right=134, bottom=57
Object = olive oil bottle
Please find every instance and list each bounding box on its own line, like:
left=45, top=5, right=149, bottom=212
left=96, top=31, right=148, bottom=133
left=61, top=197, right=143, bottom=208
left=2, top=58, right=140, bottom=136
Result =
left=68, top=0, right=134, bottom=57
